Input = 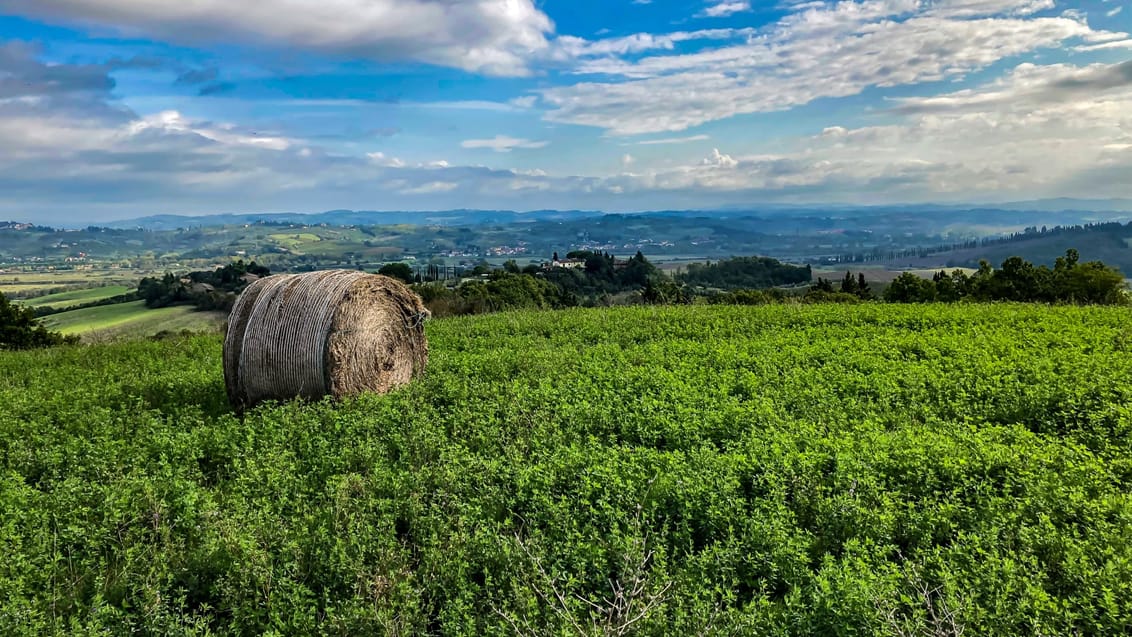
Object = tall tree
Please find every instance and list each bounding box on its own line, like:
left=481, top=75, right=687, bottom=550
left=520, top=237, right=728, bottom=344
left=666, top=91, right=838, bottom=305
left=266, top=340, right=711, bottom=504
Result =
left=0, top=292, right=76, bottom=349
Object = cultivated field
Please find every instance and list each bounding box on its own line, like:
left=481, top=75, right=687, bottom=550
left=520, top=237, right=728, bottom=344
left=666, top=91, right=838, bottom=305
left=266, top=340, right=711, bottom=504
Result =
left=17, top=285, right=132, bottom=310
left=0, top=269, right=145, bottom=297
left=38, top=300, right=225, bottom=341
left=1, top=304, right=1130, bottom=634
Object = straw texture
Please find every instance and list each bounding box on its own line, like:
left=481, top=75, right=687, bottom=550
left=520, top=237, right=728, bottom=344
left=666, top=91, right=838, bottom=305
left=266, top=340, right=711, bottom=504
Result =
left=223, top=270, right=429, bottom=409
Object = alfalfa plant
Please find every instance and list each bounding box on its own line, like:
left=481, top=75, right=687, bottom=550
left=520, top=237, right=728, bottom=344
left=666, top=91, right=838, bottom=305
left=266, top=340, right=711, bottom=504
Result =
left=496, top=505, right=672, bottom=637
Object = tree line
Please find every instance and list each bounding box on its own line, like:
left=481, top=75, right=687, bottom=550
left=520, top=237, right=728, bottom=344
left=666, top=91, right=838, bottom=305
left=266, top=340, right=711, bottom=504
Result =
left=884, top=250, right=1126, bottom=304
left=409, top=252, right=812, bottom=317
left=828, top=222, right=1131, bottom=265
left=2, top=249, right=1125, bottom=349
left=137, top=260, right=270, bottom=311
left=409, top=249, right=1126, bottom=316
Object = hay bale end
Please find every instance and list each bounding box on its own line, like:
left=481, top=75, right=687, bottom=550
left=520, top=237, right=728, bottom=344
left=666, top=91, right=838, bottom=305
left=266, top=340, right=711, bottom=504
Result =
left=223, top=270, right=429, bottom=410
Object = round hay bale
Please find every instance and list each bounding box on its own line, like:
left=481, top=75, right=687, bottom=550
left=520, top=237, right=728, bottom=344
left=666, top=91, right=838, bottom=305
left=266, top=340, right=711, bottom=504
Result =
left=223, top=270, right=429, bottom=410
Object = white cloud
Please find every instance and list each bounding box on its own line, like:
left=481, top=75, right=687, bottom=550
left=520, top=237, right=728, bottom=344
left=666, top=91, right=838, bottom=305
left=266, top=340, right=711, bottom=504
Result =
left=414, top=100, right=526, bottom=112
left=616, top=60, right=1132, bottom=200
left=129, top=110, right=294, bottom=150
left=701, top=148, right=738, bottom=167
left=0, top=0, right=554, bottom=76
left=1077, top=39, right=1132, bottom=51
left=3, top=43, right=1132, bottom=220
left=635, top=134, right=711, bottom=145
left=1107, top=6, right=1123, bottom=17
left=889, top=60, right=1132, bottom=114
left=699, top=1, right=751, bottom=18
left=401, top=181, right=459, bottom=194
left=461, top=135, right=549, bottom=152
left=538, top=0, right=1126, bottom=135
left=926, top=0, right=1055, bottom=18
left=367, top=152, right=405, bottom=168
left=552, top=28, right=755, bottom=61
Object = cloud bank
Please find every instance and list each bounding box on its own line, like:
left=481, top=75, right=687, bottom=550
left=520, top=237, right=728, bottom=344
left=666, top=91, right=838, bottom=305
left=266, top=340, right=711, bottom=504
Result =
left=0, top=0, right=555, bottom=76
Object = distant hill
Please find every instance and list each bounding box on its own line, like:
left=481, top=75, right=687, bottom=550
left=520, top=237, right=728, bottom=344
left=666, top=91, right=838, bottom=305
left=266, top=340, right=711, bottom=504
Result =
left=98, top=200, right=1132, bottom=232
left=100, top=209, right=609, bottom=231
left=967, top=198, right=1132, bottom=213
left=878, top=223, right=1132, bottom=276
left=711, top=198, right=1132, bottom=215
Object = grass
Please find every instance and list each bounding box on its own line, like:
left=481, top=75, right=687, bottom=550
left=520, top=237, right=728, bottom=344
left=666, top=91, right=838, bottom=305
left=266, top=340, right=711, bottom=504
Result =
left=2, top=304, right=1130, bottom=634
left=38, top=300, right=225, bottom=341
left=267, top=233, right=323, bottom=249
left=0, top=283, right=68, bottom=296
left=17, top=285, right=132, bottom=310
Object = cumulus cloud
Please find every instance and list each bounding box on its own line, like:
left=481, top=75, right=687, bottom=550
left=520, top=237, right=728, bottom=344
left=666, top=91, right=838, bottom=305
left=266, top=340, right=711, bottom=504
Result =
left=699, top=1, right=751, bottom=18
left=537, top=0, right=1126, bottom=135
left=701, top=148, right=738, bottom=167
left=0, top=0, right=555, bottom=76
left=0, top=46, right=571, bottom=219
left=461, top=135, right=549, bottom=152
left=3, top=42, right=1132, bottom=220
left=618, top=60, right=1132, bottom=200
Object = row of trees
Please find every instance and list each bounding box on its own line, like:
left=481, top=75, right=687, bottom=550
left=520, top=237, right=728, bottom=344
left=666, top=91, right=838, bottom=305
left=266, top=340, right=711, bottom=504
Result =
left=4, top=249, right=1124, bottom=349
left=679, top=256, right=812, bottom=289
left=828, top=222, right=1131, bottom=265
left=408, top=249, right=1127, bottom=317
left=885, top=250, right=1126, bottom=304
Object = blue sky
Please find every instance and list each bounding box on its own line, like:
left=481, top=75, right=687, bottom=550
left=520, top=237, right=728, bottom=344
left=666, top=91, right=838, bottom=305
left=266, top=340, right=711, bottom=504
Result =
left=0, top=0, right=1130, bottom=223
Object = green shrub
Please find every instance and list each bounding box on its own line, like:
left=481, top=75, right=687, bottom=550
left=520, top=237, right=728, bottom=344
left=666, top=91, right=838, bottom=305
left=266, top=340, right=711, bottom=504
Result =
left=0, top=292, right=77, bottom=349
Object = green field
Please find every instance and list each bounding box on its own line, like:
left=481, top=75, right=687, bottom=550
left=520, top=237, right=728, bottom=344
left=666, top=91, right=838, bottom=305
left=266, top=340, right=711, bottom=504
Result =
left=18, top=285, right=132, bottom=310
left=38, top=300, right=225, bottom=341
left=2, top=305, right=1131, bottom=634
left=0, top=269, right=152, bottom=298
left=267, top=232, right=323, bottom=249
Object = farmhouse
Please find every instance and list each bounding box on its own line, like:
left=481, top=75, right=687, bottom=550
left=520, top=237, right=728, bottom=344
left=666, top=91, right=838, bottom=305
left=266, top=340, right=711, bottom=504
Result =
left=547, top=252, right=585, bottom=269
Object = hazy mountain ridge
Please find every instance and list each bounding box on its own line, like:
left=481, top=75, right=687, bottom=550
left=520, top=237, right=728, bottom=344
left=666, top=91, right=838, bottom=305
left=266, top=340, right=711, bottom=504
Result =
left=98, top=199, right=1132, bottom=232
